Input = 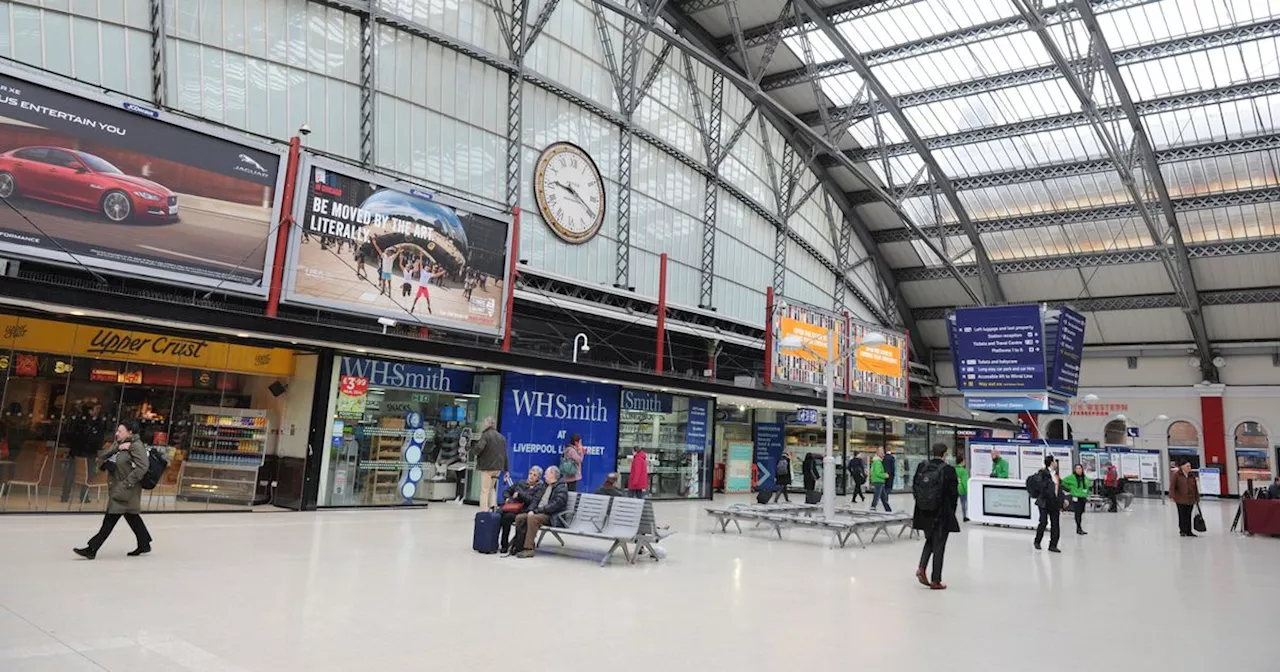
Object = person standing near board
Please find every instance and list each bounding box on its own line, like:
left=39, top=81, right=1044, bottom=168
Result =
left=1170, top=460, right=1200, bottom=537
left=990, top=448, right=1010, bottom=479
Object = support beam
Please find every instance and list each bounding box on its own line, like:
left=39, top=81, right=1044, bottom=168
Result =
left=795, top=0, right=1006, bottom=305
left=872, top=185, right=1280, bottom=243
left=148, top=0, right=165, bottom=107
left=913, top=286, right=1280, bottom=321
left=844, top=77, right=1280, bottom=161
left=1015, top=0, right=1212, bottom=378
left=896, top=235, right=1280, bottom=281
left=359, top=4, right=376, bottom=167
left=771, top=16, right=1280, bottom=94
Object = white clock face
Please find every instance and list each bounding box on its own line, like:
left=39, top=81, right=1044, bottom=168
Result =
left=534, top=143, right=605, bottom=244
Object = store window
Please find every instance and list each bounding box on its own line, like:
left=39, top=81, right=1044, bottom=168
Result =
left=0, top=313, right=304, bottom=514
left=886, top=420, right=929, bottom=491
left=1233, top=421, right=1273, bottom=485
left=1167, top=420, right=1201, bottom=470
left=713, top=405, right=753, bottom=494
left=618, top=390, right=713, bottom=500
left=780, top=412, right=846, bottom=495
left=318, top=355, right=496, bottom=507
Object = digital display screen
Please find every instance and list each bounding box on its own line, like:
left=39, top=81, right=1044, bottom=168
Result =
left=983, top=484, right=1032, bottom=519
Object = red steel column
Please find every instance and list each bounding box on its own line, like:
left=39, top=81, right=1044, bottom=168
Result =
left=656, top=253, right=668, bottom=374
left=1200, top=394, right=1229, bottom=493
left=764, top=286, right=774, bottom=389
left=265, top=136, right=302, bottom=317
left=502, top=207, right=521, bottom=352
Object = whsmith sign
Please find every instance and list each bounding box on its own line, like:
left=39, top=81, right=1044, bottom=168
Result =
left=338, top=356, right=473, bottom=393
left=0, top=314, right=294, bottom=376
left=499, top=372, right=619, bottom=493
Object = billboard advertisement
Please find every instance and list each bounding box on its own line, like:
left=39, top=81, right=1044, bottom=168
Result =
left=498, top=372, right=619, bottom=494
left=847, top=314, right=908, bottom=403
left=284, top=156, right=513, bottom=335
left=771, top=297, right=847, bottom=394
left=0, top=65, right=285, bottom=295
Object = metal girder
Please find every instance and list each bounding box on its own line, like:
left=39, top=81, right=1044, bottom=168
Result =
left=633, top=42, right=673, bottom=115
left=877, top=133, right=1280, bottom=198
left=848, top=76, right=1280, bottom=161
left=913, top=286, right=1280, bottom=321
left=796, top=0, right=1006, bottom=305
left=525, top=0, right=564, bottom=49
left=897, top=235, right=1280, bottom=281
left=148, top=0, right=165, bottom=106
left=773, top=225, right=788, bottom=294
left=873, top=185, right=1280, bottom=243
left=360, top=1, right=376, bottom=167
left=600, top=0, right=983, bottom=308
left=1050, top=0, right=1212, bottom=377
left=652, top=0, right=935, bottom=345
left=773, top=15, right=1280, bottom=95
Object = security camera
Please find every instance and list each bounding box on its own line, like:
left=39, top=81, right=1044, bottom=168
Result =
left=377, top=317, right=397, bottom=327
left=298, top=123, right=312, bottom=136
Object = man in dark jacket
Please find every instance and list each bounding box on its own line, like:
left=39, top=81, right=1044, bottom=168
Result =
left=884, top=449, right=898, bottom=495
left=595, top=472, right=628, bottom=498
left=499, top=466, right=546, bottom=554
left=772, top=452, right=793, bottom=503
left=513, top=465, right=569, bottom=558
left=472, top=417, right=509, bottom=511
left=913, top=443, right=960, bottom=590
left=1034, top=455, right=1064, bottom=552
left=847, top=455, right=867, bottom=503
left=75, top=420, right=152, bottom=559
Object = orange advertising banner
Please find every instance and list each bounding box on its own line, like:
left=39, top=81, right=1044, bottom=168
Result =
left=778, top=316, right=836, bottom=362
left=855, top=343, right=902, bottom=377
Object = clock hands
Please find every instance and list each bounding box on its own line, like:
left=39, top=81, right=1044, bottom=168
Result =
left=553, top=180, right=596, bottom=220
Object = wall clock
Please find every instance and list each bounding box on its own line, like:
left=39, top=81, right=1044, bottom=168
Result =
left=533, top=142, right=605, bottom=245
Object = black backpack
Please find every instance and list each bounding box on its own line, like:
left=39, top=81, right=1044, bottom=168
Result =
left=913, top=461, right=946, bottom=512
left=140, top=446, right=169, bottom=490
left=1025, top=472, right=1044, bottom=499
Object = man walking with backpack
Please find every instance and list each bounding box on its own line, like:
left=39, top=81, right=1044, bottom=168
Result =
left=1031, top=455, right=1063, bottom=553
left=75, top=420, right=152, bottom=559
left=913, top=443, right=960, bottom=590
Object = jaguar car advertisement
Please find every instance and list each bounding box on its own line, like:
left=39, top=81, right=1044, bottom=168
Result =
left=0, top=67, right=284, bottom=294
left=284, top=158, right=512, bottom=334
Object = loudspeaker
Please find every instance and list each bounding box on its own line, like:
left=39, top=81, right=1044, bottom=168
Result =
left=268, top=381, right=288, bottom=397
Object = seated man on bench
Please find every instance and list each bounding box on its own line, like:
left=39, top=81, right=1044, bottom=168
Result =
left=595, top=472, right=628, bottom=497
left=512, top=466, right=569, bottom=559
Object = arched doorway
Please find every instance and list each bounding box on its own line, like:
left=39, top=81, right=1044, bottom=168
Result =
left=1046, top=419, right=1073, bottom=441
left=1103, top=419, right=1128, bottom=445
left=1167, top=420, right=1201, bottom=470
left=1233, top=421, right=1272, bottom=488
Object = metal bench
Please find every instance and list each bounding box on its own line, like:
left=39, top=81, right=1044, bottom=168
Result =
left=536, top=494, right=647, bottom=566
left=705, top=503, right=912, bottom=549
left=634, top=500, right=677, bottom=560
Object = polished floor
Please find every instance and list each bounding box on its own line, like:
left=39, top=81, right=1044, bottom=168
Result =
left=0, top=493, right=1272, bottom=671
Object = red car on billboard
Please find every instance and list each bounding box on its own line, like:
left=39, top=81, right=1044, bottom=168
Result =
left=0, top=146, right=178, bottom=222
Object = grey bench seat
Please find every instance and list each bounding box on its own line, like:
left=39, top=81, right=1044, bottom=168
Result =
left=536, top=494, right=650, bottom=566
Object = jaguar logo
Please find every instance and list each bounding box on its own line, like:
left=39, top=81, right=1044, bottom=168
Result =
left=254, top=353, right=272, bottom=366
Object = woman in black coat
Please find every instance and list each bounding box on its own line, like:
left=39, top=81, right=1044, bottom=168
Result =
left=912, top=443, right=961, bottom=590
left=802, top=453, right=820, bottom=493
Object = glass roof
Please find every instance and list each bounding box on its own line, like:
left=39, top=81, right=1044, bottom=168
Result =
left=775, top=0, right=1280, bottom=267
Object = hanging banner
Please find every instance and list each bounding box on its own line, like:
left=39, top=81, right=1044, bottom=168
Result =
left=498, top=373, right=619, bottom=494
left=772, top=298, right=846, bottom=393
left=0, top=65, right=284, bottom=295
left=1046, top=306, right=1086, bottom=397
left=284, top=156, right=513, bottom=336
left=949, top=304, right=1046, bottom=392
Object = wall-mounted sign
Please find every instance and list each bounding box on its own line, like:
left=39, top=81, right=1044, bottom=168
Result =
left=0, top=65, right=285, bottom=295
left=0, top=314, right=295, bottom=376
left=338, top=356, right=473, bottom=394
left=286, top=156, right=513, bottom=336
left=499, top=373, right=619, bottom=494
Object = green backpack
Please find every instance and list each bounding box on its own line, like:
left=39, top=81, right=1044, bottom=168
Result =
left=559, top=449, right=579, bottom=478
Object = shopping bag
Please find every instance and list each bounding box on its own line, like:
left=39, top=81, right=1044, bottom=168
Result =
left=1193, top=504, right=1208, bottom=533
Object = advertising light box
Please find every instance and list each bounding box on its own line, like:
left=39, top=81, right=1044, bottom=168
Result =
left=0, top=65, right=286, bottom=295
left=284, top=156, right=513, bottom=335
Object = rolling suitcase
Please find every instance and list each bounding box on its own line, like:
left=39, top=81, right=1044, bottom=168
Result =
left=473, top=511, right=501, bottom=554
left=756, top=488, right=773, bottom=505
left=805, top=491, right=822, bottom=505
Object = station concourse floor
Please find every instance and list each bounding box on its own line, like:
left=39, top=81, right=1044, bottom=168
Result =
left=0, top=494, right=1272, bottom=671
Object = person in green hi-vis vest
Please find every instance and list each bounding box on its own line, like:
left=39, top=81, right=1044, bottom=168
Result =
left=955, top=452, right=971, bottom=522
left=990, top=448, right=1010, bottom=479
